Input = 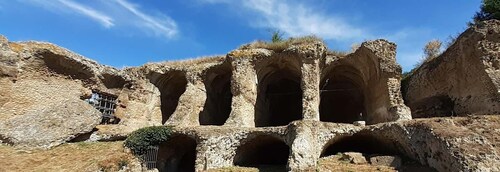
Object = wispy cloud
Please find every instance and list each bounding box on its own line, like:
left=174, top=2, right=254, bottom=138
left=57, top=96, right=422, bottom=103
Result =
left=58, top=0, right=114, bottom=28
left=113, top=0, right=178, bottom=38
left=199, top=0, right=366, bottom=41
left=20, top=0, right=178, bottom=39
left=20, top=0, right=114, bottom=28
left=199, top=0, right=435, bottom=71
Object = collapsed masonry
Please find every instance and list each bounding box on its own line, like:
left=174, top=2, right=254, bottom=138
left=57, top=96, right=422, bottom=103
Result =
left=1, top=20, right=500, bottom=172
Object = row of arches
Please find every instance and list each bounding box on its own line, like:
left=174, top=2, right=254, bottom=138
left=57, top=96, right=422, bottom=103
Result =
left=156, top=64, right=368, bottom=127
left=155, top=134, right=402, bottom=172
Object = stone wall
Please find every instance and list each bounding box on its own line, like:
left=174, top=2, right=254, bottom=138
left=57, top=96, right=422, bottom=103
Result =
left=138, top=39, right=412, bottom=171
left=148, top=39, right=411, bottom=128
left=403, top=20, right=500, bottom=118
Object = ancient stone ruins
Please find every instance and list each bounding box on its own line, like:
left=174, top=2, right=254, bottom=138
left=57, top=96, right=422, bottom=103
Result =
left=1, top=20, right=499, bottom=171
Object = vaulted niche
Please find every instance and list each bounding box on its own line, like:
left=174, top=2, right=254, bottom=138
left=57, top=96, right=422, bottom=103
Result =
left=320, top=66, right=366, bottom=123
left=321, top=134, right=397, bottom=157
left=256, top=65, right=302, bottom=127
left=234, top=135, right=289, bottom=171
left=199, top=64, right=233, bottom=125
left=157, top=135, right=197, bottom=172
left=150, top=71, right=188, bottom=124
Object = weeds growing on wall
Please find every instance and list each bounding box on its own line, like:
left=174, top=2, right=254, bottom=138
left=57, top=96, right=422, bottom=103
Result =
left=124, top=126, right=172, bottom=156
left=240, top=35, right=325, bottom=52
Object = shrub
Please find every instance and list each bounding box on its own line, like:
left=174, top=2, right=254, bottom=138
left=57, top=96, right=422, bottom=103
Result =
left=423, top=39, right=442, bottom=60
left=271, top=30, right=284, bottom=43
left=471, top=0, right=500, bottom=25
left=124, top=126, right=172, bottom=156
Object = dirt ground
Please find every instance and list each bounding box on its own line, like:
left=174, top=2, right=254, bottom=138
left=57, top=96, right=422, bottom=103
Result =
left=207, top=155, right=396, bottom=172
left=0, top=141, right=137, bottom=172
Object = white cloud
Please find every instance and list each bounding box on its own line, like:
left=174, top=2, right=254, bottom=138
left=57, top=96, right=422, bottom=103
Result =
left=199, top=0, right=365, bottom=41
left=58, top=0, right=114, bottom=28
left=20, top=0, right=178, bottom=39
left=20, top=0, right=114, bottom=28
left=113, top=0, right=178, bottom=38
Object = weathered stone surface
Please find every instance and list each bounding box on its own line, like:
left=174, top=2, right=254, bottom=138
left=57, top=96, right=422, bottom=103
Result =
left=341, top=152, right=368, bottom=164
left=322, top=40, right=411, bottom=125
left=353, top=121, right=366, bottom=126
left=0, top=77, right=101, bottom=148
left=0, top=36, right=132, bottom=148
left=404, top=20, right=500, bottom=118
left=369, top=155, right=402, bottom=168
left=362, top=116, right=500, bottom=172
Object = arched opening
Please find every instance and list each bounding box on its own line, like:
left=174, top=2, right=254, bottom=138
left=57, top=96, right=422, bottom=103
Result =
left=150, top=71, right=188, bottom=124
left=234, top=135, right=289, bottom=171
left=256, top=68, right=302, bottom=127
left=321, top=134, right=397, bottom=158
left=199, top=65, right=232, bottom=125
left=320, top=66, right=366, bottom=123
left=157, top=135, right=197, bottom=172
left=320, top=134, right=436, bottom=171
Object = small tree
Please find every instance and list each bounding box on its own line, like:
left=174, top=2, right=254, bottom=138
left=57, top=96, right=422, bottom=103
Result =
left=423, top=39, right=442, bottom=61
left=471, top=0, right=500, bottom=25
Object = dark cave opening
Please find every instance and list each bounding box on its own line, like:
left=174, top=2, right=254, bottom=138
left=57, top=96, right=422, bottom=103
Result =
left=256, top=69, right=302, bottom=127
left=234, top=135, right=289, bottom=170
left=320, top=68, right=366, bottom=124
left=157, top=135, right=197, bottom=172
left=156, top=71, right=188, bottom=124
left=320, top=134, right=437, bottom=171
left=200, top=67, right=232, bottom=125
left=321, top=134, right=397, bottom=158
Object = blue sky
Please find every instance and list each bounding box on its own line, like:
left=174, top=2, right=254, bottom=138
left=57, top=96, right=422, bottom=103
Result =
left=0, top=0, right=480, bottom=71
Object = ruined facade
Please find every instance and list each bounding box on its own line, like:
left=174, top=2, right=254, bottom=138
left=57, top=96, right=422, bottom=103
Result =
left=144, top=39, right=413, bottom=171
left=148, top=39, right=411, bottom=128
left=1, top=20, right=500, bottom=172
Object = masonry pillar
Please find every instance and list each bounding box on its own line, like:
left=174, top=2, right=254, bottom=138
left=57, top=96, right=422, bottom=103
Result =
left=287, top=122, right=321, bottom=171
left=195, top=135, right=238, bottom=171
left=386, top=78, right=412, bottom=121
left=300, top=54, right=322, bottom=121
left=166, top=73, right=206, bottom=126
left=224, top=58, right=257, bottom=127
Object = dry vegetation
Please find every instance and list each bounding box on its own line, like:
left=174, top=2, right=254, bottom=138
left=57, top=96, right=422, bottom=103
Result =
left=239, top=35, right=325, bottom=52
left=207, top=155, right=396, bottom=172
left=8, top=42, right=24, bottom=53
left=0, top=141, right=136, bottom=172
left=406, top=115, right=500, bottom=155
left=310, top=155, right=396, bottom=172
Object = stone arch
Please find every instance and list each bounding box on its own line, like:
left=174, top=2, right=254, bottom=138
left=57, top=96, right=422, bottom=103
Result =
left=320, top=65, right=367, bottom=123
left=234, top=134, right=289, bottom=170
left=255, top=61, right=302, bottom=127
left=320, top=134, right=397, bottom=158
left=320, top=133, right=436, bottom=171
left=157, top=134, right=197, bottom=172
left=199, top=63, right=233, bottom=125
left=149, top=71, right=188, bottom=124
